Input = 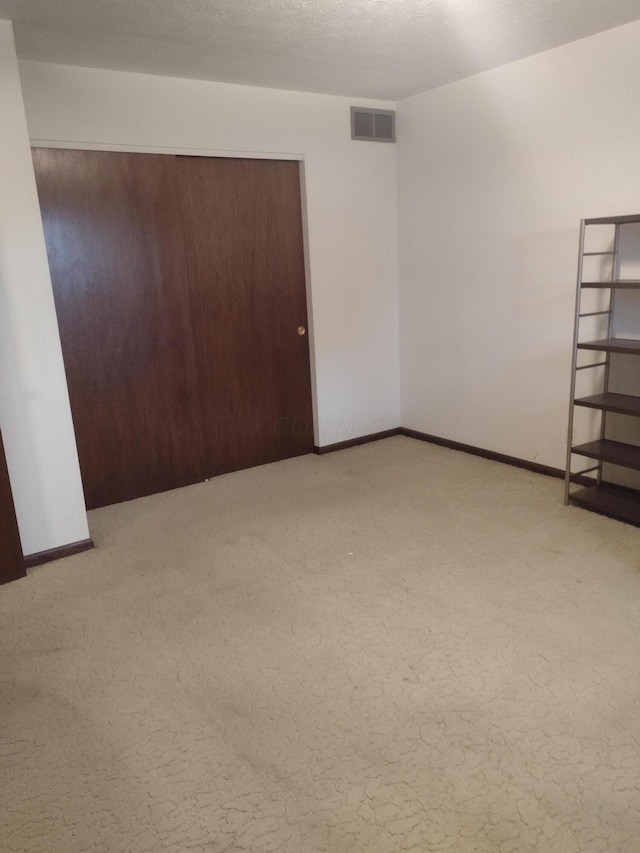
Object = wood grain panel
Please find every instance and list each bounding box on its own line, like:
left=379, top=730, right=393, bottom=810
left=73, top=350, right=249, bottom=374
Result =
left=32, top=148, right=207, bottom=509
left=176, top=157, right=314, bottom=475
left=0, top=429, right=25, bottom=585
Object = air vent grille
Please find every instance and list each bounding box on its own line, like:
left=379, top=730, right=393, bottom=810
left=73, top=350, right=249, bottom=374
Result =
left=351, top=107, right=396, bottom=143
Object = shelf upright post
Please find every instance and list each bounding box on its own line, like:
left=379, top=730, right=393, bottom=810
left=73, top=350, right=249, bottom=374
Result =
left=565, top=219, right=587, bottom=505
left=597, top=225, right=621, bottom=484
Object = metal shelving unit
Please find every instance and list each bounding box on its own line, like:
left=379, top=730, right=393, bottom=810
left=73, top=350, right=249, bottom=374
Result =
left=565, top=214, right=640, bottom=525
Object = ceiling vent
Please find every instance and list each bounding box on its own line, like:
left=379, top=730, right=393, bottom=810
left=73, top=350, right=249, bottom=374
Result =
left=350, top=107, right=396, bottom=143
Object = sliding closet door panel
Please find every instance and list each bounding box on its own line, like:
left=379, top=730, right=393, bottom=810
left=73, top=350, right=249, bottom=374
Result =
left=176, top=157, right=314, bottom=476
left=32, top=148, right=207, bottom=509
left=0, top=430, right=25, bottom=585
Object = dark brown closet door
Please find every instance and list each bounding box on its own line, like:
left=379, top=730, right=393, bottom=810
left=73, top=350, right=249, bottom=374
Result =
left=176, top=157, right=314, bottom=475
left=32, top=149, right=207, bottom=510
left=0, top=429, right=25, bottom=585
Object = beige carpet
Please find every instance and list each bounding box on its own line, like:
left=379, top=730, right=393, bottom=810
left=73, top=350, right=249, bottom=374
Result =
left=1, top=436, right=640, bottom=852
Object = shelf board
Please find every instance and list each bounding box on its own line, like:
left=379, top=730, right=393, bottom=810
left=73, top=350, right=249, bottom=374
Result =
left=577, top=337, right=640, bottom=355
left=581, top=280, right=640, bottom=289
left=574, top=392, right=640, bottom=417
left=584, top=214, right=640, bottom=226
left=569, top=483, right=640, bottom=526
left=572, top=439, right=640, bottom=471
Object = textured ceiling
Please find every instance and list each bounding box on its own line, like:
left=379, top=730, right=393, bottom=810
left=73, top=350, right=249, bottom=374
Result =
left=1, top=0, right=639, bottom=100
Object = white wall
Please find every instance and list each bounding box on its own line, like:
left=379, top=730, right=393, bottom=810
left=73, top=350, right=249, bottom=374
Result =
left=397, top=20, right=640, bottom=470
left=19, top=61, right=401, bottom=449
left=0, top=21, right=89, bottom=556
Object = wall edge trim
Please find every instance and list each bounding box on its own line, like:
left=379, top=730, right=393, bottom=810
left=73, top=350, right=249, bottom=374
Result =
left=25, top=538, right=95, bottom=569
left=399, top=427, right=579, bottom=481
left=313, top=428, right=402, bottom=454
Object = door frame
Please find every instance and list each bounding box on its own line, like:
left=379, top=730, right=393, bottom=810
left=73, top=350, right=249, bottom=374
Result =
left=30, top=139, right=319, bottom=446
